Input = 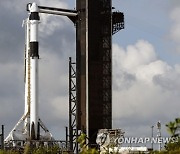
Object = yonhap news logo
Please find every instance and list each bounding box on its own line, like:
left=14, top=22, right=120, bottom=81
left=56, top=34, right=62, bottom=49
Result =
left=96, top=130, right=178, bottom=147
left=116, top=136, right=179, bottom=144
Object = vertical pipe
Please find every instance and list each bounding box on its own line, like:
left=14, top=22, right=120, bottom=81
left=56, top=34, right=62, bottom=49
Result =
left=151, top=125, right=154, bottom=150
left=29, top=2, right=40, bottom=140
left=24, top=19, right=31, bottom=135
left=159, top=127, right=161, bottom=151
left=157, top=121, right=161, bottom=151
left=24, top=19, right=30, bottom=115
left=1, top=125, right=4, bottom=150
left=85, top=0, right=89, bottom=146
left=66, top=126, right=68, bottom=149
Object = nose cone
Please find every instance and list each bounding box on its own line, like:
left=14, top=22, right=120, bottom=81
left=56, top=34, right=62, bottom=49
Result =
left=30, top=2, right=39, bottom=13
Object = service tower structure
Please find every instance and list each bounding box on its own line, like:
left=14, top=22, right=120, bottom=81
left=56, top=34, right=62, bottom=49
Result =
left=76, top=0, right=124, bottom=145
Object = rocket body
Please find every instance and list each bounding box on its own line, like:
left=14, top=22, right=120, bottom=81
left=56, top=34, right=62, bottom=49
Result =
left=29, top=2, right=40, bottom=140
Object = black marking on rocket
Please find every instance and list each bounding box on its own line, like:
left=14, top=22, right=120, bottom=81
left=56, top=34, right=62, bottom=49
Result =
left=30, top=42, right=39, bottom=58
left=29, top=12, right=40, bottom=20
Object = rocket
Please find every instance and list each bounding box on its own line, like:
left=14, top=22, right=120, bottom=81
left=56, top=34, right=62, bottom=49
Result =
left=23, top=2, right=40, bottom=140
left=4, top=2, right=61, bottom=144
left=29, top=2, right=40, bottom=140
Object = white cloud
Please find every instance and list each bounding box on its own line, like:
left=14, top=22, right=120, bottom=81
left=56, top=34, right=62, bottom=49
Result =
left=136, top=60, right=171, bottom=83
left=113, top=40, right=171, bottom=85
left=113, top=40, right=157, bottom=73
left=112, top=40, right=180, bottom=136
left=39, top=14, right=69, bottom=37
left=38, top=0, right=70, bottom=38
left=50, top=96, right=68, bottom=119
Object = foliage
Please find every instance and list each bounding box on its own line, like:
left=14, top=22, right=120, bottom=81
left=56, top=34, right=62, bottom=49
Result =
left=165, top=118, right=180, bottom=137
left=24, top=143, right=31, bottom=154
left=0, top=144, right=67, bottom=154
left=32, top=145, right=62, bottom=154
left=0, top=149, right=19, bottom=154
left=164, top=137, right=180, bottom=152
left=78, top=133, right=99, bottom=154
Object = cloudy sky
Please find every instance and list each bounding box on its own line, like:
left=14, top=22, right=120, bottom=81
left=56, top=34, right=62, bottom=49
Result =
left=0, top=0, right=180, bottom=148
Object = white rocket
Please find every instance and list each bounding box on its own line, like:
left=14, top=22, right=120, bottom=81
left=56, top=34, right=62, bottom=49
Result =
left=5, top=2, right=52, bottom=144
left=29, top=2, right=40, bottom=140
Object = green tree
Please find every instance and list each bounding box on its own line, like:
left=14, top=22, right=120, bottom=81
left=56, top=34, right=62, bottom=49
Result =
left=78, top=133, right=99, bottom=154
left=166, top=118, right=180, bottom=137
left=155, top=118, right=180, bottom=154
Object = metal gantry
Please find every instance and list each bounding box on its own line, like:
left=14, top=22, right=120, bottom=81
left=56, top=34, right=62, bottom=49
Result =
left=112, top=12, right=124, bottom=35
left=101, top=0, right=113, bottom=129
left=88, top=0, right=113, bottom=144
left=69, top=57, right=78, bottom=153
left=76, top=0, right=124, bottom=146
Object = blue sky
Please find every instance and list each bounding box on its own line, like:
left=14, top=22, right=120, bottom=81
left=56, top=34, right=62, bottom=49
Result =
left=0, top=0, right=180, bottom=150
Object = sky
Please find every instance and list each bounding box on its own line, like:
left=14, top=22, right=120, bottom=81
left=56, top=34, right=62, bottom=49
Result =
left=0, top=0, right=180, bottom=149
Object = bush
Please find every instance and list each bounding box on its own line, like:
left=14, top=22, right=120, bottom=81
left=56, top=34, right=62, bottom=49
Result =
left=78, top=133, right=99, bottom=154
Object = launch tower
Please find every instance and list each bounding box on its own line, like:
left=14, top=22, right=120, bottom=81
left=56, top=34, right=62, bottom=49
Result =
left=76, top=0, right=124, bottom=145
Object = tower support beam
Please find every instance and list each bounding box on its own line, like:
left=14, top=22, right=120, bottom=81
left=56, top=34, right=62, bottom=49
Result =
left=69, top=57, right=78, bottom=153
